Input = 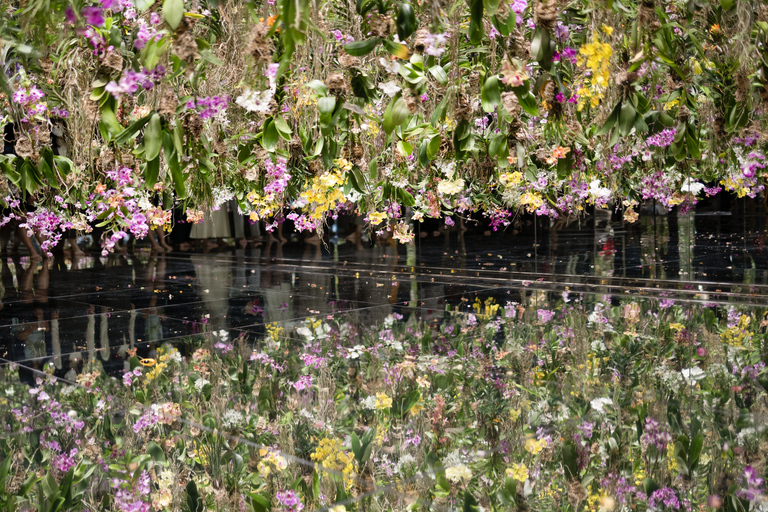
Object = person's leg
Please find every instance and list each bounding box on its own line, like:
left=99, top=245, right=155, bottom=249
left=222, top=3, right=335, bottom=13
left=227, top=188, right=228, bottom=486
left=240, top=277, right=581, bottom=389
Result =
left=68, top=237, right=84, bottom=256
left=16, top=227, right=41, bottom=260
left=148, top=230, right=164, bottom=253
left=157, top=227, right=172, bottom=251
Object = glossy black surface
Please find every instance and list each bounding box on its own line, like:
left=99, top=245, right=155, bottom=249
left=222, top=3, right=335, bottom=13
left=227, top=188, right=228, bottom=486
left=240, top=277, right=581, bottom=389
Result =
left=3, top=197, right=768, bottom=379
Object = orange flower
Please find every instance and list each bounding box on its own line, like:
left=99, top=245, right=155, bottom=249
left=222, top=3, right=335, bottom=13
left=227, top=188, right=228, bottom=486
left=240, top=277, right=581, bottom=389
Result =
left=552, top=146, right=570, bottom=159
left=95, top=182, right=106, bottom=194
left=108, top=194, right=124, bottom=208
left=259, top=15, right=278, bottom=28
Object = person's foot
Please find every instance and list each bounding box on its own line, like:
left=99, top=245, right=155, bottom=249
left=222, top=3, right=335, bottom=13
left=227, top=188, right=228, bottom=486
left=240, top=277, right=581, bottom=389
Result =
left=178, top=242, right=192, bottom=251
left=238, top=238, right=248, bottom=248
left=150, top=244, right=165, bottom=253
left=160, top=241, right=173, bottom=252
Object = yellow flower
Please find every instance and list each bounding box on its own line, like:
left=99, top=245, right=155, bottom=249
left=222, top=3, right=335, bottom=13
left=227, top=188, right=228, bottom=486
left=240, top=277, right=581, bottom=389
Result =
left=510, top=408, right=521, bottom=422
left=666, top=443, right=678, bottom=472
left=367, top=211, right=388, bottom=225
left=525, top=437, right=547, bottom=455
left=311, top=438, right=357, bottom=490
left=374, top=392, right=393, bottom=410
left=669, top=323, right=685, bottom=332
left=601, top=24, right=614, bottom=35
left=507, top=463, right=529, bottom=482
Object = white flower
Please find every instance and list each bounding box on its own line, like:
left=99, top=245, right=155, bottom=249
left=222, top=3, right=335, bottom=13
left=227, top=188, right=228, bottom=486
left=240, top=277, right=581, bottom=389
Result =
left=588, top=179, right=612, bottom=200
left=681, top=366, right=705, bottom=384
left=296, top=326, right=313, bottom=338
left=348, top=345, right=365, bottom=359
left=379, top=57, right=400, bottom=74
left=590, top=397, right=613, bottom=414
left=235, top=89, right=274, bottom=113
left=194, top=378, right=210, bottom=392
left=680, top=177, right=705, bottom=195
left=445, top=464, right=472, bottom=483
left=361, top=395, right=377, bottom=410
left=437, top=178, right=465, bottom=196
left=378, top=80, right=401, bottom=97
left=222, top=409, right=245, bottom=429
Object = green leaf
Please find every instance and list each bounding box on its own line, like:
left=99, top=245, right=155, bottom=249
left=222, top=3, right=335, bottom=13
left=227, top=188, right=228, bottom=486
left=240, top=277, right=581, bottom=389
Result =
left=99, top=105, right=123, bottom=139
left=187, top=481, right=203, bottom=512
left=351, top=432, right=362, bottom=458
left=686, top=130, right=701, bottom=159
left=382, top=39, right=411, bottom=59
left=305, top=80, right=328, bottom=96
left=318, top=96, right=336, bottom=115
left=428, top=65, right=448, bottom=85
left=514, top=89, right=538, bottom=116
left=115, top=114, right=152, bottom=145
left=484, top=0, right=500, bottom=15
left=344, top=38, right=379, bottom=56
left=164, top=133, right=186, bottom=198
left=689, top=434, right=703, bottom=470
left=481, top=75, right=501, bottom=112
left=562, top=440, right=580, bottom=479
left=383, top=96, right=409, bottom=134
left=531, top=27, right=550, bottom=63
left=396, top=3, right=417, bottom=40
left=469, top=0, right=484, bottom=44
left=463, top=492, right=479, bottom=512
left=200, top=50, right=224, bottom=66
left=163, top=0, right=184, bottom=30
left=144, top=155, right=160, bottom=188
left=262, top=119, right=278, bottom=150
left=274, top=116, right=293, bottom=139
left=144, top=113, right=163, bottom=161
left=133, top=0, right=154, bottom=10
left=147, top=441, right=167, bottom=465
left=396, top=187, right=415, bottom=207
left=596, top=102, right=621, bottom=136
left=318, top=96, right=336, bottom=131
left=489, top=133, right=504, bottom=157
left=618, top=102, right=636, bottom=136
left=427, top=134, right=441, bottom=160
left=397, top=140, right=413, bottom=157
left=0, top=455, right=11, bottom=494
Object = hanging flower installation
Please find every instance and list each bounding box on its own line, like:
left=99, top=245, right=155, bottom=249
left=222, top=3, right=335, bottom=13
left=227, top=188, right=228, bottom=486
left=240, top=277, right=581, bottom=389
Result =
left=0, top=0, right=766, bottom=251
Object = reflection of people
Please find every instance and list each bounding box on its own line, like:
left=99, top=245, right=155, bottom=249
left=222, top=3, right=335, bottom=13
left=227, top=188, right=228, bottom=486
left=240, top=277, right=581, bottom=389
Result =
left=20, top=305, right=48, bottom=361
left=143, top=296, right=165, bottom=341
left=191, top=207, right=231, bottom=252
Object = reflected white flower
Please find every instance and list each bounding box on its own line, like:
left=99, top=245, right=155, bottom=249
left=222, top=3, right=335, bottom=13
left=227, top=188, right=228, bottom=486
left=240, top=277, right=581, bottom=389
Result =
left=590, top=397, right=613, bottom=414
left=681, top=366, right=705, bottom=384
left=235, top=89, right=274, bottom=113
left=378, top=80, right=401, bottom=97
left=347, top=345, right=365, bottom=359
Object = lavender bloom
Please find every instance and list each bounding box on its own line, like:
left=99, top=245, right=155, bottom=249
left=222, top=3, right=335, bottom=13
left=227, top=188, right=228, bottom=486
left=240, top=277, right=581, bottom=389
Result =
left=82, top=6, right=105, bottom=26
left=649, top=487, right=680, bottom=510
left=645, top=128, right=677, bottom=148
left=276, top=490, right=304, bottom=511
left=641, top=417, right=672, bottom=453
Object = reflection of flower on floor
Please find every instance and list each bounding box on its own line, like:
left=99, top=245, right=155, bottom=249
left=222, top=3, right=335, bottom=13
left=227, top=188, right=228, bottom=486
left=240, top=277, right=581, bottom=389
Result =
left=2, top=296, right=768, bottom=511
